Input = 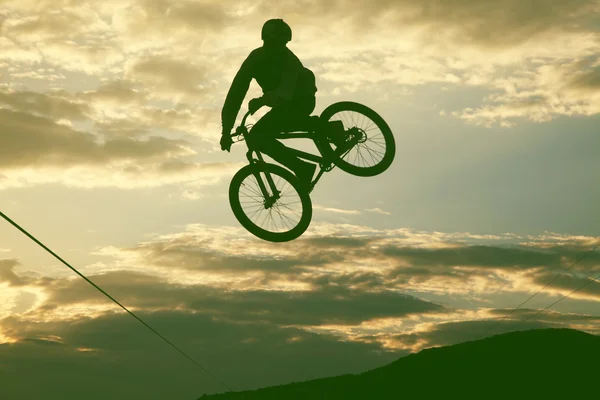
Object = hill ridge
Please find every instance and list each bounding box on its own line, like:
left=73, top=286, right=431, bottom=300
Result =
left=198, top=328, right=600, bottom=399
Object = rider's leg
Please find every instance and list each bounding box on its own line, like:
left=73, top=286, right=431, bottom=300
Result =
left=316, top=118, right=346, bottom=146
left=260, top=138, right=316, bottom=184
left=247, top=100, right=317, bottom=186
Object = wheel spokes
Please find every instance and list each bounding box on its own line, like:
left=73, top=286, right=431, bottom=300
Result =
left=329, top=110, right=387, bottom=169
left=238, top=172, right=304, bottom=234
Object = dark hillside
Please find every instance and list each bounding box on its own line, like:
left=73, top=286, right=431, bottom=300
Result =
left=198, top=328, right=600, bottom=399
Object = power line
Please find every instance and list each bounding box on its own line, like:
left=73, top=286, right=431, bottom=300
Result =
left=520, top=248, right=600, bottom=325
left=0, top=210, right=232, bottom=393
left=476, top=240, right=600, bottom=340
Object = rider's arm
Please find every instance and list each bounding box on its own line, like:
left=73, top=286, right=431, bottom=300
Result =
left=221, top=54, right=254, bottom=134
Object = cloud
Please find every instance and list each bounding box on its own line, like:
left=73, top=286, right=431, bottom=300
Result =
left=0, top=108, right=193, bottom=168
left=1, top=222, right=599, bottom=398
left=251, top=0, right=597, bottom=50
left=366, top=208, right=392, bottom=215
left=520, top=231, right=600, bottom=248
left=38, top=39, right=125, bottom=75
left=1, top=247, right=441, bottom=396
left=113, top=0, right=234, bottom=44
left=1, top=5, right=109, bottom=42
left=0, top=161, right=240, bottom=190
left=0, top=309, right=402, bottom=398
left=2, top=301, right=598, bottom=399
left=404, top=0, right=596, bottom=48
left=381, top=245, right=563, bottom=268
left=79, top=79, right=147, bottom=106
left=0, top=107, right=241, bottom=189
left=0, top=88, right=90, bottom=120
left=124, top=54, right=216, bottom=99
left=87, top=223, right=600, bottom=307
left=412, top=307, right=600, bottom=347
left=272, top=0, right=600, bottom=124
left=452, top=56, right=600, bottom=126
left=383, top=317, right=552, bottom=352
left=378, top=242, right=600, bottom=298
left=80, top=80, right=220, bottom=141
left=3, top=0, right=600, bottom=131
left=568, top=64, right=600, bottom=93
left=314, top=205, right=362, bottom=215
left=0, top=259, right=27, bottom=286
left=7, top=68, right=66, bottom=81
left=29, top=271, right=444, bottom=327
left=289, top=305, right=600, bottom=353
left=0, top=37, right=43, bottom=64
left=0, top=251, right=445, bottom=326
left=529, top=269, right=600, bottom=301
left=0, top=85, right=206, bottom=144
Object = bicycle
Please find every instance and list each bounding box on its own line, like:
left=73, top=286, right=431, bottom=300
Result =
left=228, top=101, right=395, bottom=242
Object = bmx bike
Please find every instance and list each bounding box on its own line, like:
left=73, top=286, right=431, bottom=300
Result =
left=228, top=101, right=395, bottom=242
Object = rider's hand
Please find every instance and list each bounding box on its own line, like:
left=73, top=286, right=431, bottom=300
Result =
left=220, top=132, right=233, bottom=152
left=262, top=91, right=279, bottom=107
left=249, top=97, right=264, bottom=115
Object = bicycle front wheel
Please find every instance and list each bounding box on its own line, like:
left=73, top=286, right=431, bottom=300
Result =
left=229, top=163, right=313, bottom=242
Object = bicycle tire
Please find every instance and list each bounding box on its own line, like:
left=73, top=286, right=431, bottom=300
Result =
left=229, top=163, right=313, bottom=242
left=319, top=101, right=395, bottom=177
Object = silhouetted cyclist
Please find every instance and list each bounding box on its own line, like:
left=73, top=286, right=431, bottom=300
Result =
left=220, top=19, right=320, bottom=188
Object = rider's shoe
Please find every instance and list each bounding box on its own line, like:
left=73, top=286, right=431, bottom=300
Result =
left=294, top=162, right=317, bottom=192
left=323, top=120, right=347, bottom=147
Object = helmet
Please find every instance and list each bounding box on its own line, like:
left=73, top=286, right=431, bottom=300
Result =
left=261, top=19, right=292, bottom=43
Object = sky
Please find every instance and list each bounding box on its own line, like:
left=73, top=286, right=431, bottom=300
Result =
left=1, top=0, right=600, bottom=398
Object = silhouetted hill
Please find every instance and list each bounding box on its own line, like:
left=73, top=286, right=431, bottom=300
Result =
left=197, top=328, right=600, bottom=399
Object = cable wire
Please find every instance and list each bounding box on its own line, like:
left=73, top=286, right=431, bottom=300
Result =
left=0, top=210, right=232, bottom=393
left=477, top=240, right=600, bottom=339
left=520, top=245, right=600, bottom=325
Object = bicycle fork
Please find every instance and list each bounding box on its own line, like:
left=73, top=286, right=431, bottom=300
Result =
left=247, top=151, right=280, bottom=208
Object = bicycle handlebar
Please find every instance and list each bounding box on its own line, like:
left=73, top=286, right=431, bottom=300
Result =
left=231, top=110, right=253, bottom=138
left=240, top=110, right=252, bottom=127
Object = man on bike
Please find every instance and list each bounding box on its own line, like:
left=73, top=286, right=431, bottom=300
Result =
left=219, top=18, right=321, bottom=189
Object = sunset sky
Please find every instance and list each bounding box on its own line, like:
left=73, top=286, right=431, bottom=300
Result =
left=1, top=0, right=600, bottom=398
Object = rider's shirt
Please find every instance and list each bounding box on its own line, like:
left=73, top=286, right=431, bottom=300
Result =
left=221, top=46, right=316, bottom=133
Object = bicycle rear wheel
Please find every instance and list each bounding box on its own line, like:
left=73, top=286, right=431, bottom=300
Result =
left=319, top=101, right=395, bottom=177
left=229, top=163, right=313, bottom=242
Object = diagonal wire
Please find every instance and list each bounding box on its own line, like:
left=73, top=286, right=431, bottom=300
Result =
left=0, top=210, right=232, bottom=392
left=520, top=246, right=600, bottom=325
left=476, top=240, right=600, bottom=339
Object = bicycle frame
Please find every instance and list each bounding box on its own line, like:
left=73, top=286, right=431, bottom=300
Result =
left=231, top=110, right=337, bottom=198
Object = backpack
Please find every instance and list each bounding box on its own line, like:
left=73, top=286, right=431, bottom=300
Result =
left=297, top=67, right=317, bottom=96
